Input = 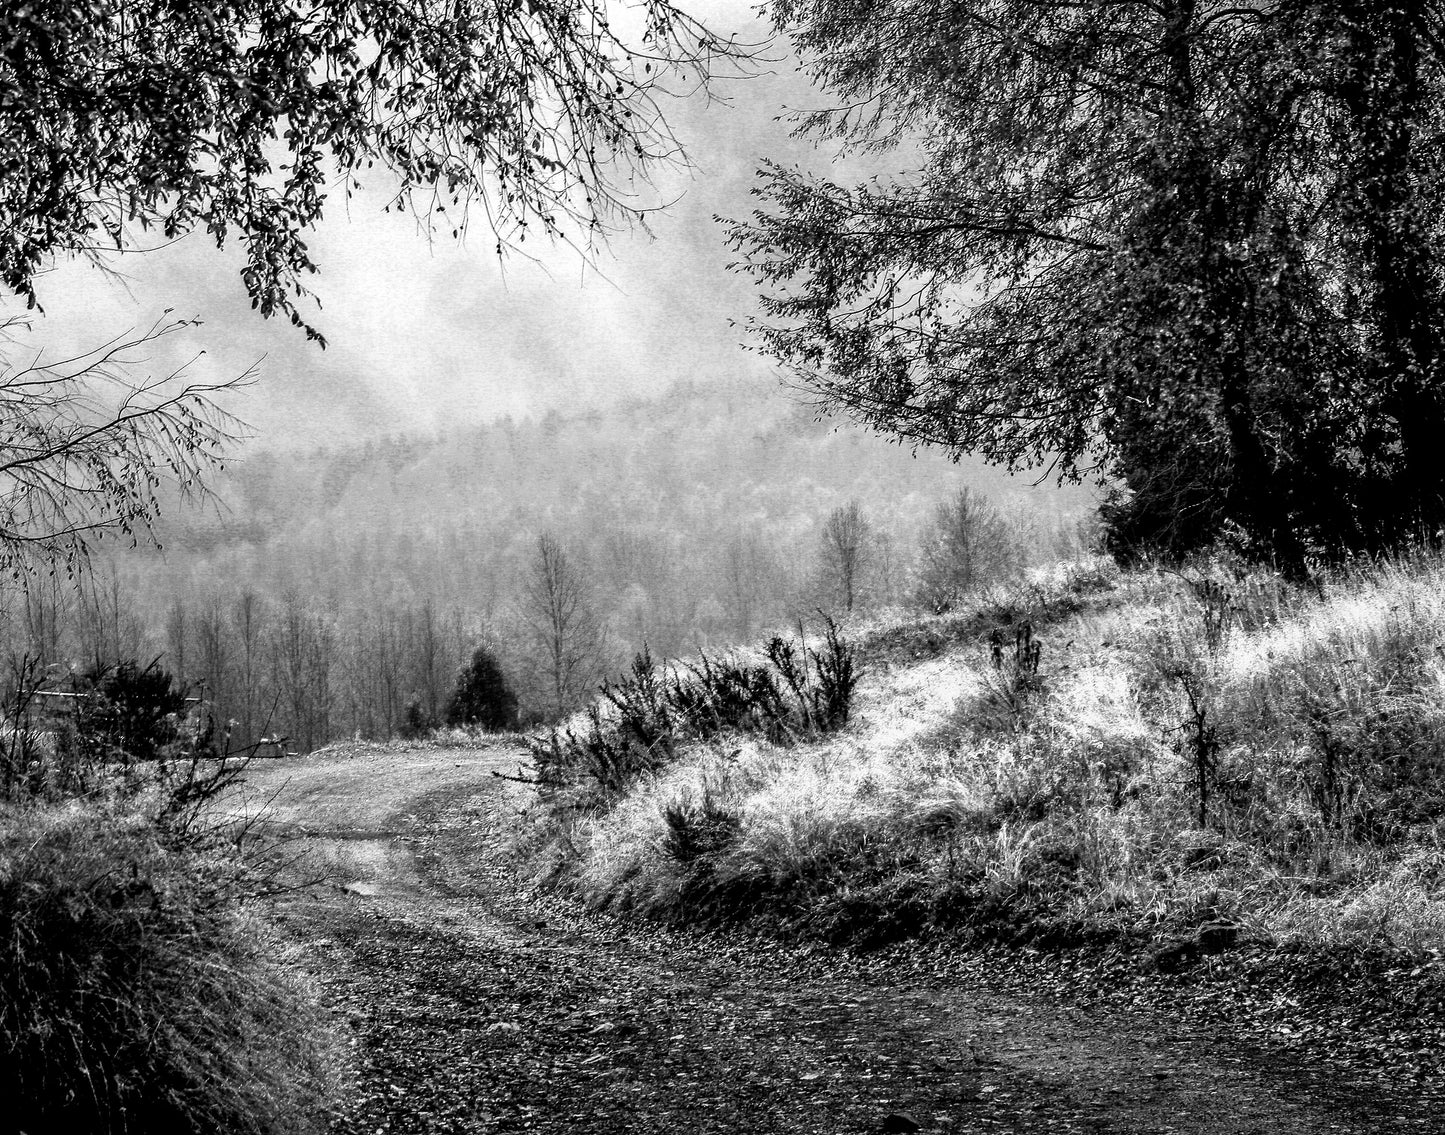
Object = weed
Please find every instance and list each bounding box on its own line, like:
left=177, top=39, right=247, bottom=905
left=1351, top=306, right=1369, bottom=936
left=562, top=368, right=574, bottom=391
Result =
left=976, top=622, right=1045, bottom=733
left=660, top=789, right=743, bottom=865
left=1169, top=666, right=1222, bottom=830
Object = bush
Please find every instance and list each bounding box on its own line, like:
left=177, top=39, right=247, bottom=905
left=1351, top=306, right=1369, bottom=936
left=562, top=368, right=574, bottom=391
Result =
left=0, top=800, right=339, bottom=1134
left=526, top=622, right=861, bottom=808
left=70, top=658, right=189, bottom=766
left=399, top=696, right=434, bottom=739
left=3, top=658, right=210, bottom=804
left=445, top=646, right=519, bottom=731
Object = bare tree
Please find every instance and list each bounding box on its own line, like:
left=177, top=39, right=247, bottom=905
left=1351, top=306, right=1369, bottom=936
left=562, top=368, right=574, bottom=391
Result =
left=372, top=610, right=405, bottom=737
left=164, top=599, right=188, bottom=689
left=722, top=530, right=776, bottom=641
left=195, top=598, right=232, bottom=746
left=819, top=501, right=873, bottom=612
left=230, top=589, right=266, bottom=748
left=522, top=532, right=607, bottom=719
left=271, top=592, right=335, bottom=754
left=77, top=560, right=143, bottom=667
left=411, top=599, right=446, bottom=726
left=871, top=529, right=902, bottom=609
left=914, top=489, right=1022, bottom=614
left=0, top=315, right=248, bottom=575
left=14, top=572, right=72, bottom=670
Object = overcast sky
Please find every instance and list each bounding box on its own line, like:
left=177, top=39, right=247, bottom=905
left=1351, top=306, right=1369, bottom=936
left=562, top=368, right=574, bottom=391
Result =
left=24, top=5, right=829, bottom=449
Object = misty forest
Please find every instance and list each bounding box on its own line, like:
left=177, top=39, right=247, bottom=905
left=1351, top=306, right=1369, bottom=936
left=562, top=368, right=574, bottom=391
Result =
left=3, top=4, right=1444, bottom=1135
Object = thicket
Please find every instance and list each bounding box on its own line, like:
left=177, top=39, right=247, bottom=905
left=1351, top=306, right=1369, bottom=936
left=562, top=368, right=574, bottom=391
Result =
left=524, top=617, right=859, bottom=809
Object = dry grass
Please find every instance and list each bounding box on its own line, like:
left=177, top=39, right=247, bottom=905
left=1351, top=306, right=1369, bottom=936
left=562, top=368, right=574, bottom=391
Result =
left=0, top=792, right=343, bottom=1134
left=524, top=552, right=1445, bottom=954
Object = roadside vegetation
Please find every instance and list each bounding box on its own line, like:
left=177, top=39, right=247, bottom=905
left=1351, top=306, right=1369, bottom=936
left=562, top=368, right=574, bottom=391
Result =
left=518, top=553, right=1445, bottom=972
left=0, top=671, right=342, bottom=1134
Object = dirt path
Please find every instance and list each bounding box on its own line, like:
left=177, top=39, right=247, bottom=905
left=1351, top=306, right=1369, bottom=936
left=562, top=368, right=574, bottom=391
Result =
left=232, top=745, right=1432, bottom=1135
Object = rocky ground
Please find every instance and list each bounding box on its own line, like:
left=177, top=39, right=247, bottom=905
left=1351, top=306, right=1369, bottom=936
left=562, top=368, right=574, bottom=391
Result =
left=233, top=744, right=1439, bottom=1134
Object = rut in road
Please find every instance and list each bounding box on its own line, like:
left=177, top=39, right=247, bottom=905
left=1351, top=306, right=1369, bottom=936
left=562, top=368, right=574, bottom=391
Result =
left=240, top=746, right=1428, bottom=1135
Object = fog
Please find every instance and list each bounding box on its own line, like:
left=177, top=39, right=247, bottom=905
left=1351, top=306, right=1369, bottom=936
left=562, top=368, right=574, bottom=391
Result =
left=22, top=5, right=826, bottom=448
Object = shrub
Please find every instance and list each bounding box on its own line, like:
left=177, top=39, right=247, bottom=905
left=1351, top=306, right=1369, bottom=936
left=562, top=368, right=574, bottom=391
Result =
left=400, top=696, right=433, bottom=739
left=445, top=646, right=519, bottom=731
left=661, top=789, right=744, bottom=866
left=70, top=658, right=189, bottom=766
left=766, top=614, right=858, bottom=732
left=0, top=800, right=339, bottom=1134
left=527, top=621, right=861, bottom=809
left=527, top=703, right=676, bottom=807
left=4, top=658, right=209, bottom=804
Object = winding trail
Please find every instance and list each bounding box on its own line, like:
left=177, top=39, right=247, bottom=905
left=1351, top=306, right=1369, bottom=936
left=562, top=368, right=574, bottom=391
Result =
left=231, top=744, right=1430, bottom=1135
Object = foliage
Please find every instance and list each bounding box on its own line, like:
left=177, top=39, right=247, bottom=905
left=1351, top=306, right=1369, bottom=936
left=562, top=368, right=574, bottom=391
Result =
left=526, top=620, right=860, bottom=807
left=445, top=645, right=519, bottom=731
left=69, top=657, right=189, bottom=766
left=0, top=799, right=338, bottom=1134
left=1, top=0, right=747, bottom=339
left=731, top=2, right=1445, bottom=569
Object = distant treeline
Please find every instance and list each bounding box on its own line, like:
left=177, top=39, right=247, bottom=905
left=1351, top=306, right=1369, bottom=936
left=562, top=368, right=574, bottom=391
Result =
left=0, top=383, right=1095, bottom=750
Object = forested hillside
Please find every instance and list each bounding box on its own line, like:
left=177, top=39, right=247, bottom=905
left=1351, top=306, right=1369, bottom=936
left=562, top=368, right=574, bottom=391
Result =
left=0, top=380, right=1092, bottom=751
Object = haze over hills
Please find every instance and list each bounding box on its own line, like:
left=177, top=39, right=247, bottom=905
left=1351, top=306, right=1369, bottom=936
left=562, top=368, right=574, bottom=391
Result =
left=153, top=377, right=1093, bottom=617
left=4, top=379, right=1096, bottom=746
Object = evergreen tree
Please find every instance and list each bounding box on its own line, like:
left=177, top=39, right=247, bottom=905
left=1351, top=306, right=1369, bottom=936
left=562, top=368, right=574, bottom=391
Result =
left=445, top=647, right=519, bottom=731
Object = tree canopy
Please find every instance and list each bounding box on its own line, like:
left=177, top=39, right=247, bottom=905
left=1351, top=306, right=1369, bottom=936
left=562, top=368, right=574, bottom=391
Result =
left=730, top=2, right=1445, bottom=570
left=0, top=1, right=744, bottom=574
left=2, top=0, right=744, bottom=341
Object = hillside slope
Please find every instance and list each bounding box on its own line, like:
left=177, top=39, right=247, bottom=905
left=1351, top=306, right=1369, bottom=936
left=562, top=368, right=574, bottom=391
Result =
left=518, top=554, right=1445, bottom=1084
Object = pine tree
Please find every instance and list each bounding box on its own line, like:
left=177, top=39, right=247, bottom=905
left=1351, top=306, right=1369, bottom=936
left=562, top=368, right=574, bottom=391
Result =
left=445, top=647, right=519, bottom=731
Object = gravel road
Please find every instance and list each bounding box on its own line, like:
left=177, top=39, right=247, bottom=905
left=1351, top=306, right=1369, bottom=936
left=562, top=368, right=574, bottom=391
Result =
left=231, top=744, right=1436, bottom=1135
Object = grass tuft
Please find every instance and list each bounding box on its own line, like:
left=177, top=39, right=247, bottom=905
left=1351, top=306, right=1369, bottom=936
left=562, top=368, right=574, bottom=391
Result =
left=0, top=794, right=341, bottom=1134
